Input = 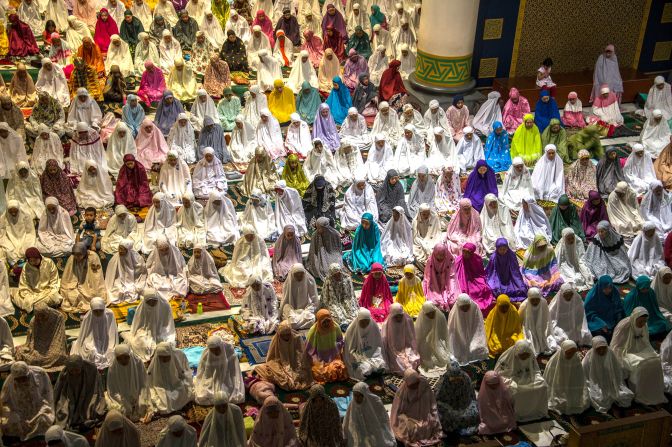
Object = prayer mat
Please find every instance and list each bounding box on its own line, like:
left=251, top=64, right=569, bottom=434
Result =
left=238, top=329, right=307, bottom=365
left=184, top=291, right=230, bottom=313
left=220, top=283, right=246, bottom=306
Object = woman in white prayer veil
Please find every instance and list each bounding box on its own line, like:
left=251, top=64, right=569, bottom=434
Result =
left=46, top=0, right=69, bottom=31
left=204, top=191, right=239, bottom=246
left=363, top=133, right=394, bottom=184
left=425, top=127, right=458, bottom=176
left=248, top=26, right=273, bottom=67
left=273, top=180, right=308, bottom=236
left=194, top=335, right=245, bottom=405
left=367, top=45, right=389, bottom=85
left=513, top=196, right=552, bottom=249
left=641, top=109, right=671, bottom=157
left=0, top=123, right=27, bottom=179
left=398, top=45, right=416, bottom=79
left=583, top=336, right=634, bottom=412
left=640, top=180, right=672, bottom=237
left=611, top=307, right=667, bottom=405
left=220, top=224, right=273, bottom=287
left=229, top=115, right=257, bottom=163
left=68, top=122, right=106, bottom=175
left=480, top=198, right=515, bottom=256
left=176, top=193, right=205, bottom=249
left=0, top=200, right=36, bottom=264
left=158, top=151, right=192, bottom=207
left=494, top=339, right=549, bottom=422
left=399, top=104, right=429, bottom=138
left=500, top=157, right=534, bottom=212
left=279, top=263, right=318, bottom=330
left=142, top=192, right=177, bottom=253
left=371, top=101, right=402, bottom=143
left=60, top=242, right=107, bottom=312
left=167, top=113, right=197, bottom=164
left=624, top=143, right=656, bottom=194
left=124, top=288, right=175, bottom=362
left=239, top=275, right=278, bottom=335
left=18, top=0, right=42, bottom=35
left=95, top=410, right=141, bottom=447
left=407, top=166, right=435, bottom=218
left=198, top=391, right=247, bottom=447
left=607, top=181, right=644, bottom=240
left=44, top=425, right=89, bottom=447
left=105, top=35, right=134, bottom=77
left=101, top=206, right=141, bottom=255
left=187, top=245, right=222, bottom=295
left=344, top=308, right=387, bottom=380
left=156, top=415, right=197, bottom=447
left=159, top=30, right=183, bottom=74
left=455, top=126, right=484, bottom=172
left=35, top=59, right=70, bottom=107
left=543, top=340, right=590, bottom=415
left=146, top=236, right=188, bottom=301
left=285, top=113, right=313, bottom=157
left=287, top=50, right=319, bottom=93
left=303, top=138, right=339, bottom=185
left=105, top=344, right=147, bottom=420
left=415, top=301, right=451, bottom=374
left=0, top=262, right=13, bottom=317
left=31, top=125, right=64, bottom=175
left=317, top=49, right=340, bottom=93
left=530, top=144, right=564, bottom=202
left=241, top=191, right=275, bottom=239
left=394, top=124, right=426, bottom=176
left=133, top=33, right=160, bottom=75
left=154, top=0, right=178, bottom=26
left=423, top=100, right=450, bottom=133
left=381, top=206, right=414, bottom=266
left=242, top=86, right=268, bottom=128
left=333, top=139, right=364, bottom=187
left=143, top=341, right=194, bottom=417
left=226, top=10, right=251, bottom=42
left=518, top=287, right=552, bottom=355
left=472, top=91, right=503, bottom=136
left=628, top=221, right=665, bottom=278
left=66, top=16, right=92, bottom=51
left=412, top=203, right=442, bottom=265
left=256, top=109, right=285, bottom=159
left=75, top=160, right=114, bottom=209
left=105, top=238, right=147, bottom=304
left=192, top=147, right=227, bottom=200
left=653, top=267, right=672, bottom=322
left=256, top=50, right=282, bottom=92
left=339, top=176, right=378, bottom=230
left=106, top=123, right=137, bottom=177
left=554, top=227, right=593, bottom=291
left=339, top=107, right=372, bottom=153
left=200, top=11, right=225, bottom=48
left=446, top=293, right=489, bottom=365
left=36, top=197, right=75, bottom=257
left=344, top=381, right=396, bottom=447
left=70, top=297, right=118, bottom=369
left=6, top=162, right=44, bottom=220
left=547, top=284, right=593, bottom=351
left=190, top=89, right=218, bottom=131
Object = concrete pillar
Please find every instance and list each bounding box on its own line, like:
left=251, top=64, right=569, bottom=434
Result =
left=409, top=0, right=479, bottom=93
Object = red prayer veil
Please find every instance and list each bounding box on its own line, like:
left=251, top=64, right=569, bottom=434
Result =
left=378, top=60, right=407, bottom=101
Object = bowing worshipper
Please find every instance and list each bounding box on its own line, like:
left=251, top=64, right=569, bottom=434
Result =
left=306, top=217, right=343, bottom=281
left=510, top=113, right=542, bottom=165
left=53, top=355, right=106, bottom=429
left=473, top=91, right=503, bottom=137
left=228, top=115, right=257, bottom=162
left=555, top=227, right=593, bottom=291
left=36, top=197, right=75, bottom=257
left=395, top=265, right=426, bottom=317
left=446, top=95, right=470, bottom=142
left=624, top=143, right=657, bottom=194
left=445, top=198, right=483, bottom=257
left=7, top=13, right=39, bottom=57
left=220, top=225, right=273, bottom=287
left=382, top=303, right=420, bottom=374
left=480, top=193, right=516, bottom=254
left=547, top=284, right=592, bottom=350
left=411, top=204, right=442, bottom=265
left=187, top=246, right=224, bottom=296
left=133, top=34, right=159, bottom=74
left=486, top=238, right=528, bottom=301
left=436, top=360, right=480, bottom=437
left=590, top=85, right=624, bottom=130
left=543, top=341, right=591, bottom=416
left=624, top=276, right=671, bottom=337
left=167, top=113, right=197, bottom=164
left=390, top=369, right=444, bottom=446
left=485, top=294, right=524, bottom=357
left=158, top=151, right=192, bottom=207
left=0, top=201, right=36, bottom=265
left=502, top=87, right=531, bottom=134
left=518, top=287, right=552, bottom=355
left=358, top=262, right=393, bottom=322
left=167, top=59, right=197, bottom=102
left=414, top=301, right=451, bottom=372
left=106, top=123, right=138, bottom=177
left=194, top=336, right=244, bottom=405
left=143, top=342, right=194, bottom=418
left=105, top=238, right=147, bottom=303
left=68, top=122, right=106, bottom=176
left=215, top=89, right=240, bottom=132
left=0, top=362, right=55, bottom=441
left=422, top=243, right=458, bottom=311
left=241, top=147, right=279, bottom=196
left=312, top=103, right=342, bottom=153
left=500, top=157, right=534, bottom=212
left=15, top=306, right=67, bottom=369
left=13, top=248, right=62, bottom=312
left=629, top=223, right=665, bottom=277
left=304, top=309, right=349, bottom=383
left=585, top=221, right=632, bottom=283
left=256, top=109, right=285, bottom=159
left=136, top=118, right=169, bottom=169
left=319, top=264, right=358, bottom=326
left=339, top=107, right=373, bottom=154
left=281, top=153, right=310, bottom=196
left=344, top=308, right=387, bottom=380
left=584, top=275, right=626, bottom=340
left=446, top=294, right=489, bottom=365
left=60, top=243, right=107, bottom=312
left=105, top=344, right=147, bottom=421
left=381, top=206, right=414, bottom=267
left=514, top=196, right=552, bottom=249
left=606, top=181, right=644, bottom=241
left=530, top=144, right=565, bottom=202
left=136, top=61, right=166, bottom=107
left=75, top=161, right=114, bottom=210
left=146, top=236, right=188, bottom=301
left=333, top=140, right=365, bottom=186
left=95, top=410, right=140, bottom=447
left=272, top=225, right=302, bottom=281
left=612, top=308, right=667, bottom=405
left=176, top=194, right=206, bottom=249
left=394, top=124, right=426, bottom=176
left=302, top=176, right=337, bottom=227
left=203, top=191, right=238, bottom=246
left=371, top=101, right=403, bottom=143
left=640, top=181, right=672, bottom=238
left=274, top=180, right=308, bottom=236
left=8, top=161, right=46, bottom=220
left=550, top=195, right=585, bottom=244
left=580, top=190, right=609, bottom=240
left=343, top=382, right=396, bottom=447
left=9, top=62, right=37, bottom=107
left=363, top=133, right=394, bottom=185
left=534, top=90, right=561, bottom=133
left=463, top=160, right=498, bottom=213
left=279, top=263, right=318, bottom=330
left=114, top=155, right=153, bottom=210
left=521, top=234, right=564, bottom=298
left=455, top=127, right=484, bottom=172
left=584, top=337, right=634, bottom=413
left=142, top=193, right=177, bottom=253
left=484, top=121, right=512, bottom=172
left=238, top=276, right=278, bottom=335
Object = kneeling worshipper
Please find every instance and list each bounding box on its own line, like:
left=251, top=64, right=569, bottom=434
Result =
left=274, top=181, right=308, bottom=237
left=376, top=169, right=410, bottom=223
left=359, top=262, right=393, bottom=323
left=272, top=225, right=302, bottom=281
left=521, top=235, right=564, bottom=298
left=53, top=355, right=106, bottom=429
left=345, top=213, right=385, bottom=274
left=241, top=191, right=275, bottom=240
left=390, top=369, right=444, bottom=446
left=279, top=264, right=318, bottom=330
left=518, top=288, right=553, bottom=355
left=455, top=242, right=495, bottom=311
left=480, top=195, right=516, bottom=254
left=60, top=243, right=107, bottom=312
left=415, top=302, right=451, bottom=373
left=590, top=85, right=624, bottom=129
left=584, top=275, right=626, bottom=340
left=510, top=114, right=542, bottom=165
left=407, top=167, right=436, bottom=218
left=446, top=294, right=489, bottom=365
left=381, top=206, right=414, bottom=267
left=484, top=121, right=512, bottom=173
left=382, top=303, right=420, bottom=375
left=68, top=122, right=106, bottom=176
left=106, top=123, right=138, bottom=178
left=105, top=239, right=147, bottom=304
left=70, top=298, right=117, bottom=369
left=31, top=125, right=64, bottom=175
left=114, top=154, right=153, bottom=210
left=555, top=228, right=593, bottom=291
left=306, top=217, right=343, bottom=281
left=101, top=206, right=141, bottom=255
left=36, top=198, right=74, bottom=257
left=344, top=381, right=396, bottom=447
left=344, top=308, right=387, bottom=380
left=640, top=180, right=672, bottom=237
left=254, top=321, right=313, bottom=390
left=194, top=335, right=245, bottom=405
left=249, top=396, right=300, bottom=447
left=596, top=146, right=626, bottom=197
left=530, top=144, right=565, bottom=202
left=547, top=284, right=592, bottom=349
left=302, top=176, right=338, bottom=227
left=198, top=392, right=246, bottom=447
left=550, top=195, right=585, bottom=245
left=144, top=342, right=194, bottom=417
left=203, top=191, right=239, bottom=246
left=13, top=248, right=62, bottom=312
left=436, top=360, right=480, bottom=436
left=0, top=123, right=27, bottom=179
left=500, top=158, right=534, bottom=212
left=44, top=426, right=89, bottom=447
left=187, top=245, right=223, bottom=296
left=142, top=193, right=177, bottom=253
left=303, top=140, right=339, bottom=186
left=495, top=340, right=549, bottom=421
left=477, top=371, right=517, bottom=435
left=0, top=362, right=55, bottom=441
left=239, top=276, right=278, bottom=335
left=0, top=200, right=36, bottom=265
left=104, top=345, right=148, bottom=421
left=624, top=143, right=657, bottom=194
left=146, top=236, right=188, bottom=301
left=220, top=225, right=273, bottom=288
left=299, top=385, right=347, bottom=447
left=75, top=161, right=115, bottom=209
left=94, top=410, right=140, bottom=447
left=456, top=127, right=484, bottom=172
left=486, top=238, right=528, bottom=302
left=158, top=151, right=192, bottom=207
left=624, top=276, right=671, bottom=337
left=411, top=204, right=442, bottom=265
left=629, top=223, right=665, bottom=277
left=485, top=294, right=524, bottom=357
left=422, top=243, right=458, bottom=311
left=514, top=196, right=552, bottom=249
left=167, top=113, right=197, bottom=164
left=445, top=198, right=483, bottom=257
left=611, top=308, right=667, bottom=405
left=543, top=340, right=590, bottom=415
left=585, top=221, right=631, bottom=283
left=363, top=134, right=394, bottom=185
left=124, top=289, right=176, bottom=362
left=285, top=113, right=313, bottom=157
left=583, top=336, right=634, bottom=412
left=395, top=265, right=426, bottom=317
left=155, top=416, right=197, bottom=447
left=15, top=306, right=67, bottom=369
left=607, top=181, right=644, bottom=241
left=565, top=150, right=597, bottom=201
left=305, top=309, right=349, bottom=383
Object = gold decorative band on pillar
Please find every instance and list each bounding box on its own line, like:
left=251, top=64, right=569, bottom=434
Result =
left=414, top=50, right=473, bottom=87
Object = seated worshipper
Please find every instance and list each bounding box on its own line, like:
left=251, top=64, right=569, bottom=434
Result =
left=347, top=213, right=385, bottom=274
left=268, top=79, right=296, bottom=124
left=136, top=61, right=166, bottom=107
left=172, top=10, right=198, bottom=51
left=541, top=118, right=569, bottom=163
left=395, top=265, right=425, bottom=317
left=106, top=123, right=138, bottom=177
left=0, top=201, right=36, bottom=265
left=154, top=90, right=184, bottom=136
left=279, top=264, right=318, bottom=330
left=480, top=195, right=516, bottom=255
left=298, top=385, right=347, bottom=447
left=166, top=59, right=197, bottom=102
left=628, top=223, right=665, bottom=278
left=352, top=73, right=378, bottom=121
left=363, top=133, right=393, bottom=185
left=434, top=165, right=462, bottom=215
left=624, top=276, right=671, bottom=337
left=304, top=309, right=349, bottom=383
left=411, top=204, right=442, bottom=265
left=376, top=169, right=410, bottom=223
left=52, top=355, right=106, bottom=429
left=390, top=369, right=444, bottom=446
left=484, top=121, right=512, bottom=172
left=445, top=198, right=483, bottom=257
left=521, top=235, right=564, bottom=298
left=342, top=49, right=368, bottom=91
left=104, top=239, right=147, bottom=304
left=95, top=410, right=141, bottom=447
left=371, top=101, right=402, bottom=143
left=592, top=46, right=623, bottom=103
left=583, top=336, right=634, bottom=413
left=584, top=276, right=625, bottom=342
left=0, top=124, right=26, bottom=182
left=382, top=303, right=420, bottom=375
left=530, top=144, right=564, bottom=202
left=228, top=115, right=257, bottom=163
left=176, top=194, right=205, bottom=249
left=190, top=89, right=217, bottom=132
left=344, top=381, right=396, bottom=447
left=220, top=29, right=249, bottom=72
left=611, top=308, right=667, bottom=405
left=485, top=294, right=524, bottom=357
left=486, top=238, right=528, bottom=302
left=567, top=124, right=604, bottom=160
left=274, top=181, right=308, bottom=237
left=435, top=360, right=480, bottom=437
left=377, top=60, right=408, bottom=110
left=7, top=14, right=40, bottom=57
left=477, top=371, right=517, bottom=436
left=510, top=114, right=542, bottom=165
left=68, top=122, right=106, bottom=176
left=35, top=61, right=68, bottom=107
left=644, top=76, right=672, bottom=120
left=394, top=124, right=426, bottom=176
left=464, top=160, right=498, bottom=213
left=8, top=162, right=46, bottom=220
left=344, top=308, right=387, bottom=380
left=555, top=228, right=593, bottom=291
left=254, top=321, right=313, bottom=391
left=424, top=100, right=450, bottom=134
left=499, top=158, right=533, bottom=212
left=220, top=225, right=273, bottom=287
left=580, top=191, right=609, bottom=240
left=446, top=95, right=470, bottom=142
left=13, top=248, right=62, bottom=312
left=302, top=176, right=337, bottom=227
left=256, top=109, right=285, bottom=159
left=534, top=90, right=561, bottom=133
left=27, top=92, right=66, bottom=139
left=399, top=101, right=429, bottom=139
left=333, top=140, right=365, bottom=186
left=216, top=89, right=240, bottom=132
left=312, top=103, right=341, bottom=153
left=654, top=269, right=672, bottom=321
left=640, top=181, right=672, bottom=238
left=456, top=127, right=484, bottom=172
left=203, top=191, right=238, bottom=246
left=562, top=91, right=587, bottom=128
left=155, top=416, right=198, bottom=447
left=190, top=32, right=215, bottom=76
left=422, top=243, right=458, bottom=311
left=9, top=62, right=37, bottom=107
left=542, top=340, right=590, bottom=415
left=146, top=236, right=188, bottom=301
left=565, top=150, right=598, bottom=201
left=105, top=36, right=133, bottom=79
left=306, top=217, right=343, bottom=281
left=550, top=195, right=585, bottom=244
left=339, top=107, right=372, bottom=153
left=114, top=155, right=153, bottom=209
left=304, top=139, right=339, bottom=186
left=240, top=190, right=274, bottom=240
left=167, top=113, right=197, bottom=163
left=125, top=290, right=175, bottom=363
left=514, top=196, right=552, bottom=249
left=585, top=221, right=632, bottom=284
left=188, top=247, right=225, bottom=297
left=0, top=362, right=55, bottom=441
left=590, top=85, right=624, bottom=129
left=256, top=50, right=283, bottom=92
left=607, top=181, right=644, bottom=240
left=68, top=58, right=104, bottom=102
left=272, top=225, right=302, bottom=281
left=414, top=301, right=451, bottom=372
left=446, top=294, right=489, bottom=365
left=518, top=288, right=552, bottom=355
left=133, top=33, right=159, bottom=74
left=656, top=140, right=672, bottom=190
left=75, top=161, right=114, bottom=210
left=74, top=37, right=106, bottom=78
left=197, top=392, right=246, bottom=447
left=136, top=118, right=169, bottom=169
left=158, top=151, right=192, bottom=207
left=143, top=342, right=194, bottom=417
left=547, top=284, right=592, bottom=350
left=241, top=147, right=279, bottom=196
left=382, top=206, right=414, bottom=268
left=15, top=306, right=67, bottom=369
left=142, top=193, right=177, bottom=253
left=473, top=91, right=503, bottom=136
left=105, top=344, right=148, bottom=421
left=60, top=243, right=107, bottom=313
left=281, top=153, right=310, bottom=196
left=238, top=276, right=279, bottom=335
left=194, top=336, right=244, bottom=405
left=596, top=146, right=627, bottom=197
left=36, top=197, right=75, bottom=257
left=296, top=81, right=322, bottom=125
left=624, top=143, right=657, bottom=195
left=287, top=51, right=319, bottom=95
